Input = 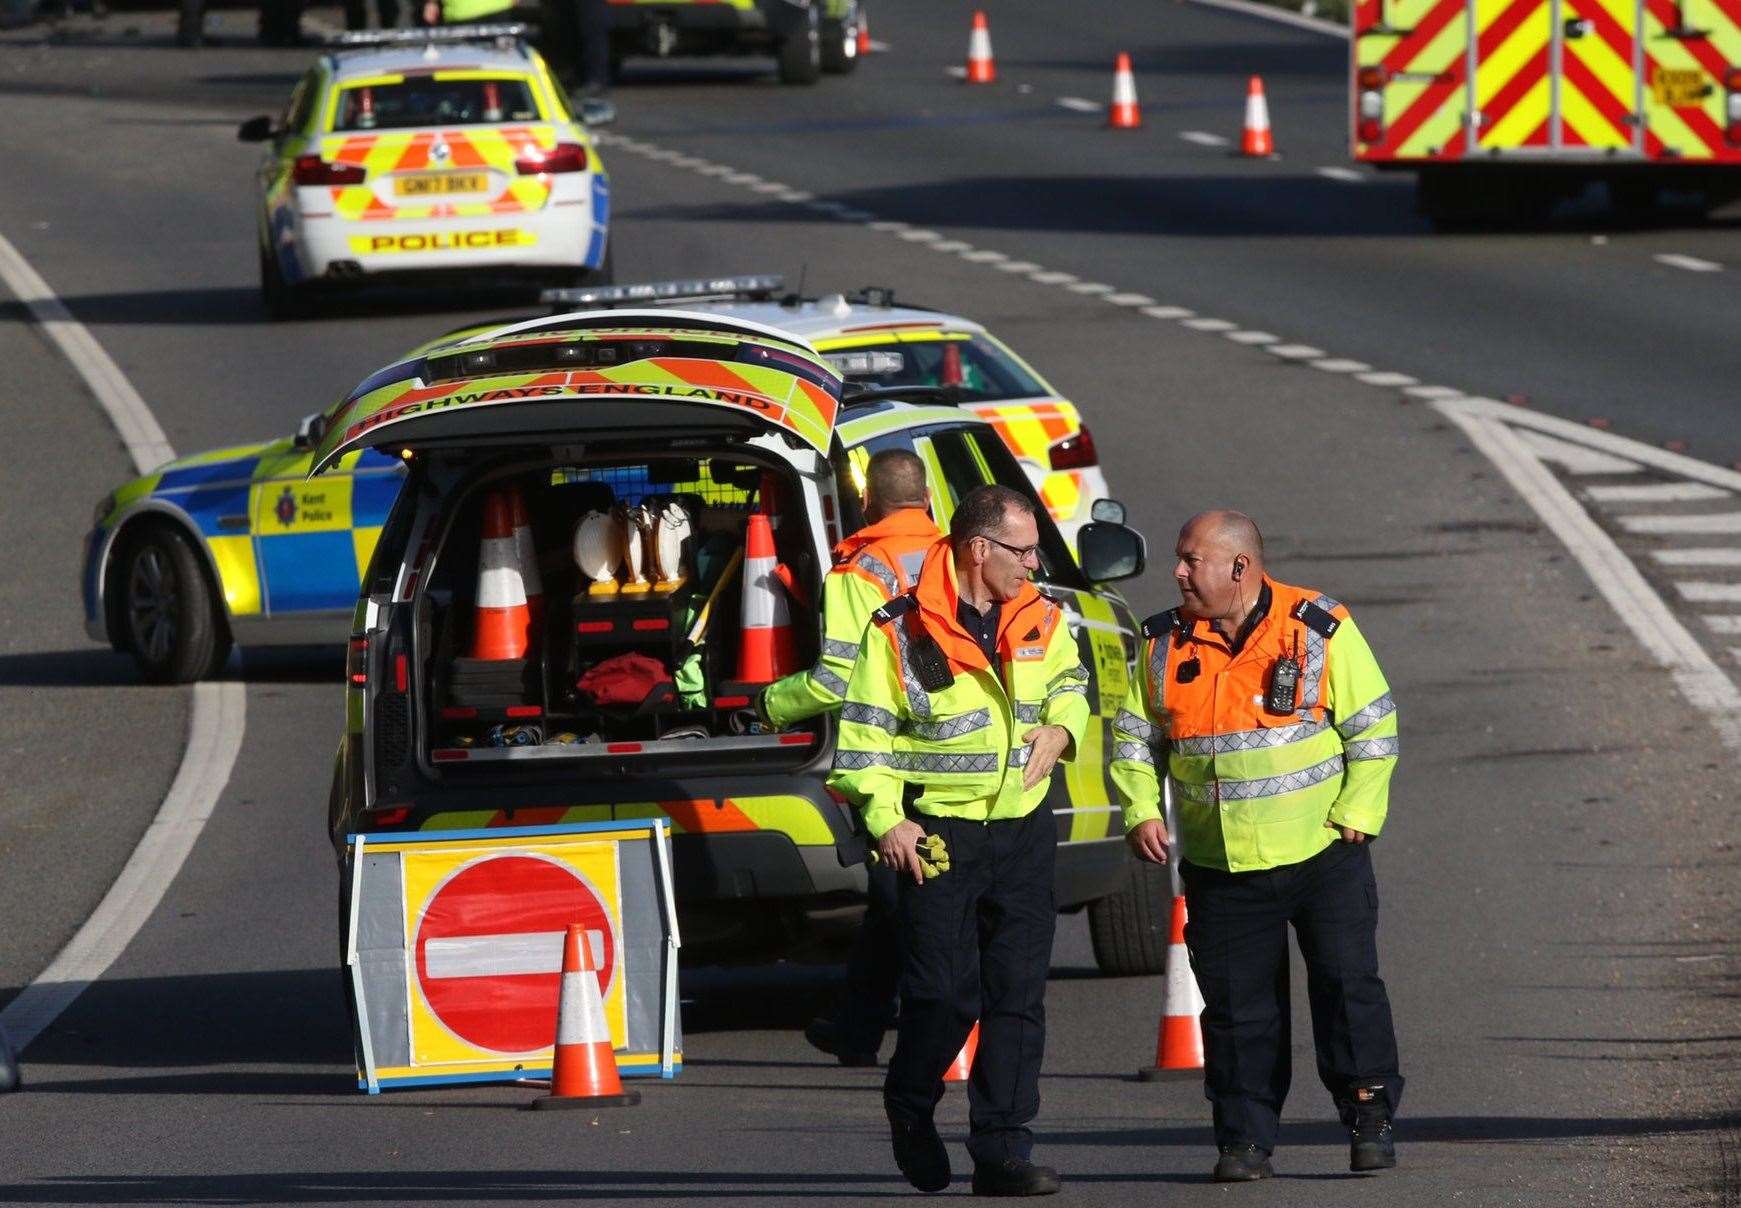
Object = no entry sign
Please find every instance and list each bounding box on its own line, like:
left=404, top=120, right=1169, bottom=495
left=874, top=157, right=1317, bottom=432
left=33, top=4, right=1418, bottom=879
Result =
left=414, top=854, right=617, bottom=1055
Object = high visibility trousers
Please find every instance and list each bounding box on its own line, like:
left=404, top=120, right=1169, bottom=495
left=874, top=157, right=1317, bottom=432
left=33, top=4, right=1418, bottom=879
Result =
left=1180, top=841, right=1403, bottom=1154
left=884, top=808, right=1057, bottom=1166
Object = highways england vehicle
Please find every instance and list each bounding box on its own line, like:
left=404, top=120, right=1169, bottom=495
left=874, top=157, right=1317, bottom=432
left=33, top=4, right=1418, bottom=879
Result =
left=236, top=25, right=611, bottom=318
left=316, top=310, right=1170, bottom=974
left=1353, top=0, right=1741, bottom=221
left=80, top=278, right=1112, bottom=685
left=606, top=0, right=861, bottom=85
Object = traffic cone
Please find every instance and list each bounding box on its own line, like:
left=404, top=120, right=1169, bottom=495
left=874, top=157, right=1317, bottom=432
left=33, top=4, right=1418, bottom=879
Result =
left=944, top=1021, right=980, bottom=1084
left=507, top=484, right=543, bottom=641
left=1108, top=53, right=1141, bottom=129
left=738, top=511, right=800, bottom=682
left=1137, top=895, right=1206, bottom=1080
left=855, top=7, right=872, bottom=55
left=964, top=11, right=995, bottom=84
left=532, top=923, right=641, bottom=1109
left=469, top=491, right=531, bottom=661
left=1241, top=75, right=1275, bottom=157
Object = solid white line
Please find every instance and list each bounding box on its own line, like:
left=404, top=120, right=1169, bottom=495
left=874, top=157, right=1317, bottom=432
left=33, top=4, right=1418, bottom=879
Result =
left=0, top=235, right=247, bottom=1051
left=1453, top=399, right=1741, bottom=492
left=1654, top=253, right=1722, bottom=273
left=1180, top=130, right=1230, bottom=147
left=1187, top=0, right=1349, bottom=37
left=1619, top=512, right=1741, bottom=535
left=1436, top=400, right=1741, bottom=753
left=1676, top=582, right=1741, bottom=604
left=1513, top=429, right=1641, bottom=476
left=1057, top=96, right=1103, bottom=113
left=1316, top=166, right=1367, bottom=183
left=1586, top=482, right=1730, bottom=503
left=1654, top=549, right=1741, bottom=566
left=1704, top=616, right=1741, bottom=634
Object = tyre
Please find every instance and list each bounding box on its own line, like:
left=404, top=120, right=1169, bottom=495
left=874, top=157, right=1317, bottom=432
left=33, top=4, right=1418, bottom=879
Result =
left=175, top=0, right=205, bottom=46
left=820, top=0, right=859, bottom=74
left=777, top=3, right=822, bottom=85
left=117, top=525, right=231, bottom=684
left=1087, top=857, right=1170, bottom=977
left=259, top=243, right=308, bottom=320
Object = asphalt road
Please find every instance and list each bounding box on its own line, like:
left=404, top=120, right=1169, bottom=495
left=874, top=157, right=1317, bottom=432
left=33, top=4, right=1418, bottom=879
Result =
left=0, top=3, right=1737, bottom=1204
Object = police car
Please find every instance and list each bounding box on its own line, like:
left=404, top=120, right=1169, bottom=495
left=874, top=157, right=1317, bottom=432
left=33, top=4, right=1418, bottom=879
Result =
left=80, top=278, right=1111, bottom=684
left=318, top=309, right=1167, bottom=974
left=237, top=25, right=610, bottom=318
left=608, top=0, right=860, bottom=85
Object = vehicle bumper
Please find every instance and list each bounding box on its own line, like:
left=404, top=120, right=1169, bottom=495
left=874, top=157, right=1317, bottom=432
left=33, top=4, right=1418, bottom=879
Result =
left=82, top=525, right=110, bottom=645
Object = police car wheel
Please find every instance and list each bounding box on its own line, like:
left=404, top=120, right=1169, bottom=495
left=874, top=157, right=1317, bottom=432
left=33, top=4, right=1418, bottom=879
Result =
left=1086, top=858, right=1170, bottom=977
left=259, top=244, right=308, bottom=321
left=820, top=1, right=859, bottom=74
left=119, top=525, right=231, bottom=685
left=777, top=4, right=822, bottom=84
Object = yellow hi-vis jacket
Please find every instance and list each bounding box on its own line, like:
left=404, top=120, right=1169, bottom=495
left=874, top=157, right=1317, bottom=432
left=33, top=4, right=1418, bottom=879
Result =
left=433, top=0, right=515, bottom=23
left=1110, top=578, right=1399, bottom=873
left=827, top=539, right=1092, bottom=840
left=762, top=509, right=940, bottom=729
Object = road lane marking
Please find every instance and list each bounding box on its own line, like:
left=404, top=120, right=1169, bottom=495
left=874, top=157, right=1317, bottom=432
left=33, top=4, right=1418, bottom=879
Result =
left=1586, top=482, right=1730, bottom=503
left=1057, top=97, right=1103, bottom=113
left=1654, top=549, right=1741, bottom=566
left=1226, top=330, right=1278, bottom=345
left=1619, top=512, right=1741, bottom=534
left=1029, top=270, right=1078, bottom=284
left=1105, top=292, right=1156, bottom=306
left=996, top=260, right=1041, bottom=273
left=1316, top=166, right=1366, bottom=183
left=1705, top=616, right=1741, bottom=634
left=1514, top=429, right=1642, bottom=475
left=1311, top=358, right=1371, bottom=372
left=1187, top=0, right=1348, bottom=37
left=0, top=231, right=248, bottom=1051
left=1654, top=253, right=1722, bottom=273
left=1403, top=384, right=1465, bottom=400
left=1179, top=130, right=1230, bottom=147
left=1676, top=583, right=1741, bottom=603
left=1267, top=343, right=1325, bottom=359
left=1183, top=317, right=1237, bottom=330
left=1357, top=370, right=1419, bottom=387
left=1068, top=281, right=1114, bottom=294
left=1142, top=305, right=1195, bottom=319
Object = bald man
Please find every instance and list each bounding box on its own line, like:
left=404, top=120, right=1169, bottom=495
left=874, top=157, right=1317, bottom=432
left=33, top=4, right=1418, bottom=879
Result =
left=1110, top=510, right=1404, bottom=1182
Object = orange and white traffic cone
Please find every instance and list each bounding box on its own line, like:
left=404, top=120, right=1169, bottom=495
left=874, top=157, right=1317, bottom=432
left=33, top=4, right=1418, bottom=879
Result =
left=1137, top=894, right=1206, bottom=1080
left=855, top=6, right=872, bottom=55
left=1241, top=74, right=1275, bottom=157
left=507, top=484, right=543, bottom=642
left=469, top=491, right=531, bottom=661
left=533, top=923, right=640, bottom=1109
left=1108, top=53, right=1141, bottom=129
left=964, top=11, right=995, bottom=84
left=944, top=1021, right=980, bottom=1084
left=738, top=511, right=800, bottom=682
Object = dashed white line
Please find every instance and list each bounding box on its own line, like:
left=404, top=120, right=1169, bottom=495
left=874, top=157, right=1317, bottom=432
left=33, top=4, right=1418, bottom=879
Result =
left=1057, top=96, right=1103, bottom=113
left=1705, top=616, right=1741, bottom=635
left=996, top=260, right=1041, bottom=273
left=1403, top=384, right=1466, bottom=400
left=1143, top=305, right=1196, bottom=319
left=1653, top=549, right=1741, bottom=566
left=1105, top=292, right=1156, bottom=307
left=1029, top=270, right=1079, bottom=285
left=898, top=229, right=943, bottom=242
left=868, top=220, right=911, bottom=233
left=1654, top=253, right=1722, bottom=273
left=1357, top=371, right=1419, bottom=387
left=1183, top=317, right=1238, bottom=331
left=962, top=249, right=1009, bottom=264
left=1312, top=358, right=1371, bottom=373
left=1676, top=583, right=1741, bottom=604
left=1316, top=166, right=1367, bottom=183
left=1180, top=130, right=1230, bottom=147
left=1586, top=482, right=1730, bottom=503
left=1619, top=512, right=1741, bottom=535
left=1267, top=344, right=1325, bottom=360
left=1226, top=330, right=1278, bottom=345
left=1068, top=282, right=1114, bottom=294
left=931, top=239, right=973, bottom=253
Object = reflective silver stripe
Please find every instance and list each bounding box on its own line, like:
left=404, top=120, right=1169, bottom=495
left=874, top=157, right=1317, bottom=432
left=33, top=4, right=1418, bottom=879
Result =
left=1171, top=718, right=1329, bottom=757
left=1170, top=775, right=1213, bottom=805
left=905, top=708, right=991, bottom=742
left=889, top=620, right=932, bottom=719
left=1147, top=638, right=1168, bottom=717
left=897, top=548, right=926, bottom=581
left=1112, top=741, right=1155, bottom=766
left=853, top=553, right=899, bottom=596
left=1008, top=744, right=1032, bottom=768
left=840, top=701, right=899, bottom=735
left=1345, top=736, right=1400, bottom=762
left=1114, top=709, right=1159, bottom=743
left=1047, top=682, right=1088, bottom=700
left=811, top=664, right=848, bottom=697
left=893, top=751, right=999, bottom=774
left=833, top=749, right=891, bottom=771
left=1216, top=755, right=1345, bottom=801
left=1336, top=692, right=1396, bottom=739
left=1015, top=702, right=1042, bottom=724
left=822, top=638, right=860, bottom=662
left=1297, top=593, right=1340, bottom=712
left=1047, top=666, right=1089, bottom=695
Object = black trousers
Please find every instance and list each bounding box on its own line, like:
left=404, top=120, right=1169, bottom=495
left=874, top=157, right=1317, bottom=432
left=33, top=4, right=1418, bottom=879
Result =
left=836, top=859, right=901, bottom=1054
left=884, top=809, right=1056, bottom=1166
left=1181, top=841, right=1403, bottom=1154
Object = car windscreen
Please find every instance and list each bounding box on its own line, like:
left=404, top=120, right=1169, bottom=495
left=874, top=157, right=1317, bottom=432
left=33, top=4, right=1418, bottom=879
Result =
left=333, top=76, right=541, bottom=131
left=836, top=334, right=1047, bottom=402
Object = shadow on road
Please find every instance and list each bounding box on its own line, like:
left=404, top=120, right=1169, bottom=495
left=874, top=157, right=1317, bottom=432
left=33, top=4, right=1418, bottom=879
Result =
left=0, top=646, right=347, bottom=689
left=31, top=283, right=539, bottom=328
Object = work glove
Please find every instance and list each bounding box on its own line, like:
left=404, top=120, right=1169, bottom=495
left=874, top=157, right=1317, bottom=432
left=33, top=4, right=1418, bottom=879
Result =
left=869, top=832, right=952, bottom=879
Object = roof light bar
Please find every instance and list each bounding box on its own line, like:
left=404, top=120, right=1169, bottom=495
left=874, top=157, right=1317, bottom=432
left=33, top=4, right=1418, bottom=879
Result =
left=328, top=22, right=533, bottom=48
left=540, top=274, right=785, bottom=312
left=824, top=350, right=906, bottom=378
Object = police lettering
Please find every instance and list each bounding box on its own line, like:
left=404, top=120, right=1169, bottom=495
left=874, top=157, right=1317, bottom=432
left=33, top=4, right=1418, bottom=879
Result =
left=366, top=230, right=523, bottom=253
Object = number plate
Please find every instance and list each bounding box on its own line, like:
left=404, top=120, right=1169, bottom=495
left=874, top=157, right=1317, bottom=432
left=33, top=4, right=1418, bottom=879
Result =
left=1651, top=67, right=1707, bottom=108
left=393, top=172, right=488, bottom=197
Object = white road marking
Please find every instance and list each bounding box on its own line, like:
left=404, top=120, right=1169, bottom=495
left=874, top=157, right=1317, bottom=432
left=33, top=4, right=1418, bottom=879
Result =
left=996, top=260, right=1041, bottom=273
left=868, top=220, right=911, bottom=233
left=750, top=180, right=790, bottom=195
left=962, top=249, right=1009, bottom=263
left=1454, top=399, right=1741, bottom=491
left=1183, top=317, right=1237, bottom=331
left=1187, top=0, right=1349, bottom=37
left=1267, top=343, right=1325, bottom=359
left=1029, top=270, right=1079, bottom=284
left=1357, top=370, right=1419, bottom=387
left=1514, top=429, right=1642, bottom=475
left=1437, top=399, right=1741, bottom=753
left=1105, top=292, right=1156, bottom=306
left=1676, top=583, right=1741, bottom=604
left=1619, top=512, right=1741, bottom=535
left=1586, top=482, right=1730, bottom=503
left=930, top=239, right=973, bottom=253
left=0, top=232, right=248, bottom=1050
left=1403, top=384, right=1466, bottom=400
left=1180, top=130, right=1230, bottom=147
left=1057, top=97, right=1103, bottom=113
left=1312, top=358, right=1371, bottom=372
left=1143, top=305, right=1196, bottom=319
left=898, top=229, right=943, bottom=242
left=1654, top=253, right=1722, bottom=273
left=1068, top=282, right=1114, bottom=294
left=1705, top=616, right=1741, bottom=635
left=945, top=65, right=968, bottom=79
left=1226, top=330, right=1278, bottom=345
left=1316, top=166, right=1367, bottom=183
left=1654, top=549, right=1741, bottom=566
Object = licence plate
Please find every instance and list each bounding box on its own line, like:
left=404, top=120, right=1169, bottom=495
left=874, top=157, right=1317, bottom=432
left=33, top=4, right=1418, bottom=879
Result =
left=393, top=172, right=488, bottom=197
left=1651, top=67, right=1707, bottom=108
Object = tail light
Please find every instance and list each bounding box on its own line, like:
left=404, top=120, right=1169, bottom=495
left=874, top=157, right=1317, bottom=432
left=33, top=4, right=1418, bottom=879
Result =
left=293, top=155, right=367, bottom=187
left=347, top=635, right=369, bottom=686
left=1356, top=65, right=1389, bottom=145
left=1727, top=69, right=1741, bottom=145
left=515, top=143, right=588, bottom=175
left=363, top=804, right=412, bottom=828
left=1049, top=426, right=1100, bottom=471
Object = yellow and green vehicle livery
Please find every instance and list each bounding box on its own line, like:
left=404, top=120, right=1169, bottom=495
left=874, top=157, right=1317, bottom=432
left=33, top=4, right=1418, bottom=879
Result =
left=318, top=308, right=1167, bottom=972
left=237, top=28, right=609, bottom=318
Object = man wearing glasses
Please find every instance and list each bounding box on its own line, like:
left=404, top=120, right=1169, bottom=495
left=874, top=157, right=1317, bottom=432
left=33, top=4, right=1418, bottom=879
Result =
left=830, top=485, right=1090, bottom=1198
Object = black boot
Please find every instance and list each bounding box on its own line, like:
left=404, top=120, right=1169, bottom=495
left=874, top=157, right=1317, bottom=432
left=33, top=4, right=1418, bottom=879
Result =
left=888, top=1114, right=951, bottom=1193
left=970, top=1158, right=1061, bottom=1197
left=1212, top=1145, right=1274, bottom=1182
left=1347, top=1083, right=1397, bottom=1172
left=804, top=1017, right=879, bottom=1068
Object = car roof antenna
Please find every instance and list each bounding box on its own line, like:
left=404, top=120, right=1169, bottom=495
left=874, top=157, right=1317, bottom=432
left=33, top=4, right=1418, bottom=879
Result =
left=786, top=262, right=809, bottom=307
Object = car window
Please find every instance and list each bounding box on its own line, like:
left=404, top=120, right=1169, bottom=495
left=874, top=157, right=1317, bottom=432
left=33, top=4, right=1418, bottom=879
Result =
left=332, top=76, right=541, bottom=131
left=835, top=334, right=1047, bottom=402
left=927, top=427, right=1085, bottom=590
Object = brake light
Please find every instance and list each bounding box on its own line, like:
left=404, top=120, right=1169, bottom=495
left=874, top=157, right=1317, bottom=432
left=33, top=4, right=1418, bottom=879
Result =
left=347, top=636, right=369, bottom=686
left=515, top=143, right=588, bottom=175
left=364, top=804, right=411, bottom=828
left=1049, top=426, right=1100, bottom=471
left=1356, top=65, right=1388, bottom=145
left=293, top=155, right=367, bottom=187
left=1357, top=65, right=1389, bottom=90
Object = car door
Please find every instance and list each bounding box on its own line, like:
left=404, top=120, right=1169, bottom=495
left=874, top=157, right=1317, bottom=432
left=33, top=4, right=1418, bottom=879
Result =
left=249, top=443, right=406, bottom=617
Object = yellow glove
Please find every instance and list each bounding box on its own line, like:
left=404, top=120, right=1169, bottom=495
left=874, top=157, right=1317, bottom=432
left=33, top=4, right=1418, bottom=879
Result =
left=868, top=833, right=952, bottom=879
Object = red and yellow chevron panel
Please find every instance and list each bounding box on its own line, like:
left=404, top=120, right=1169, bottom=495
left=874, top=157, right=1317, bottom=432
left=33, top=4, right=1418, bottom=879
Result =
left=318, top=125, right=559, bottom=220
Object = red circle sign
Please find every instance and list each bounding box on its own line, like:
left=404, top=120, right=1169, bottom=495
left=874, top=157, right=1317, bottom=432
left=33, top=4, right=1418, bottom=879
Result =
left=413, top=854, right=616, bottom=1054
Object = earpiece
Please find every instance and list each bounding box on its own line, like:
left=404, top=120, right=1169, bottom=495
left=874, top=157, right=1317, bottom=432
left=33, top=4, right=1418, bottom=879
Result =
left=1232, top=559, right=1245, bottom=581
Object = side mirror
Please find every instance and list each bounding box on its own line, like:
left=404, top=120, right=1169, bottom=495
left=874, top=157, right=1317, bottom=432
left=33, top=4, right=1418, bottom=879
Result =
left=1078, top=521, right=1145, bottom=583
left=293, top=411, right=328, bottom=450
left=1089, top=497, right=1126, bottom=526
left=237, top=115, right=276, bottom=143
